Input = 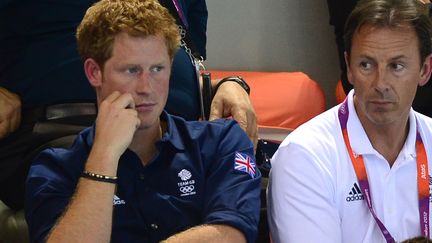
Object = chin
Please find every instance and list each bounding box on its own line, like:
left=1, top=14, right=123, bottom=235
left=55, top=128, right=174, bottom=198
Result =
left=137, top=117, right=160, bottom=130
left=367, top=112, right=398, bottom=125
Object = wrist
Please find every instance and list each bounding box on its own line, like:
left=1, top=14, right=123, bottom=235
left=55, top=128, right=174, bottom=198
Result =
left=214, top=76, right=250, bottom=95
left=81, top=170, right=118, bottom=184
left=86, top=149, right=120, bottom=175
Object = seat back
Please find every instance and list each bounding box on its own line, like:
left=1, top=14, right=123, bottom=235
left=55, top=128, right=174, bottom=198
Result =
left=210, top=70, right=326, bottom=131
left=336, top=79, right=347, bottom=104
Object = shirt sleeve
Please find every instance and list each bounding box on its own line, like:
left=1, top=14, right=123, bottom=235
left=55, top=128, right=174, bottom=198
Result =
left=202, top=120, right=261, bottom=243
left=267, top=141, right=342, bottom=243
left=25, top=149, right=79, bottom=243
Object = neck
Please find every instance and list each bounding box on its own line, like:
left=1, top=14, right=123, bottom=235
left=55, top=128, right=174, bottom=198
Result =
left=354, top=101, right=409, bottom=167
left=364, top=122, right=408, bottom=166
left=128, top=121, right=165, bottom=166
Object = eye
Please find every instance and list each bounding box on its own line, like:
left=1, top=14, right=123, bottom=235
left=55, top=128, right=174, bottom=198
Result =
left=359, top=61, right=372, bottom=70
left=126, top=66, right=140, bottom=74
left=150, top=65, right=164, bottom=73
left=390, top=63, right=404, bottom=72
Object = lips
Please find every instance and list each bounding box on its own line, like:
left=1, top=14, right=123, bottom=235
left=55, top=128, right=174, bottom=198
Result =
left=370, top=100, right=392, bottom=105
left=135, top=102, right=156, bottom=112
left=368, top=100, right=394, bottom=111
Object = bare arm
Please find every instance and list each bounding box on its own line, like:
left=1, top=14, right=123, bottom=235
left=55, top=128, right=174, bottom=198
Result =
left=162, top=224, right=246, bottom=243
left=46, top=174, right=116, bottom=243
left=209, top=79, right=258, bottom=149
left=0, top=87, right=21, bottom=139
left=46, top=92, right=140, bottom=243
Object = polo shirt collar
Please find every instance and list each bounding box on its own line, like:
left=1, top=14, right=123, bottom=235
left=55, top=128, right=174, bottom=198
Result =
left=82, top=111, right=185, bottom=151
left=159, top=110, right=185, bottom=151
left=84, top=125, right=96, bottom=148
left=346, top=90, right=417, bottom=159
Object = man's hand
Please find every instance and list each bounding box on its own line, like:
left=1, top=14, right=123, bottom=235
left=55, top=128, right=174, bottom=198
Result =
left=0, top=87, right=21, bottom=140
left=90, top=92, right=141, bottom=167
left=209, top=81, right=258, bottom=148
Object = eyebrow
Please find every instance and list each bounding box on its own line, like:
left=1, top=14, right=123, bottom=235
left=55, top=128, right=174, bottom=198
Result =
left=358, top=54, right=407, bottom=61
left=389, top=55, right=407, bottom=61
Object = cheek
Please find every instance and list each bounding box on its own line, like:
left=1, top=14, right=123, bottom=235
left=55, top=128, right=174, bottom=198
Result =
left=350, top=72, right=367, bottom=89
left=157, top=80, right=170, bottom=98
left=154, top=73, right=170, bottom=96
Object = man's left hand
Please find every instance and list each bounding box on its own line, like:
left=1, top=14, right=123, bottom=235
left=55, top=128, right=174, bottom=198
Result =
left=209, top=81, right=258, bottom=149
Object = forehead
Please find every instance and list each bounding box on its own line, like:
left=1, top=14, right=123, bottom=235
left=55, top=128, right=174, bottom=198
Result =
left=351, top=24, right=420, bottom=59
left=112, top=33, right=166, bottom=53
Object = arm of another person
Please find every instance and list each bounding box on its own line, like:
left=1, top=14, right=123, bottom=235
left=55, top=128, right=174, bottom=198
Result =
left=267, top=142, right=341, bottom=243
left=0, top=87, right=21, bottom=139
left=209, top=80, right=257, bottom=148
left=45, top=92, right=140, bottom=243
left=183, top=0, right=257, bottom=146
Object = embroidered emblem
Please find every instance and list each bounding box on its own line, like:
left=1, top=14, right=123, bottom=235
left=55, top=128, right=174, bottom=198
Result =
left=234, top=152, right=256, bottom=178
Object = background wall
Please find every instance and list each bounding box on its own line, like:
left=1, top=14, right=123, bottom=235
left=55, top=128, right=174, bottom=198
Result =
left=205, top=0, right=341, bottom=108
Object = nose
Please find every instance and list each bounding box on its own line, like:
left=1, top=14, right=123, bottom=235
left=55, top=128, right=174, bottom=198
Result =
left=372, top=66, right=390, bottom=93
left=136, top=72, right=152, bottom=94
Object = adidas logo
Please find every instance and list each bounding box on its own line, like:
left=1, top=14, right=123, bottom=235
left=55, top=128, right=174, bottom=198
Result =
left=113, top=195, right=126, bottom=205
left=346, top=182, right=364, bottom=202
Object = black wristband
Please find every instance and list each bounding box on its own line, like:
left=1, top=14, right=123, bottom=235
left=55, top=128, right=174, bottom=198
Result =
left=214, top=76, right=250, bottom=95
left=82, top=170, right=118, bottom=184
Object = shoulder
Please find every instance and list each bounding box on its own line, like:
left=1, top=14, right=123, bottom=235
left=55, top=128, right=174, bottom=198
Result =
left=278, top=106, right=342, bottom=155
left=270, top=105, right=345, bottom=184
left=170, top=114, right=250, bottom=144
left=27, top=126, right=93, bottom=185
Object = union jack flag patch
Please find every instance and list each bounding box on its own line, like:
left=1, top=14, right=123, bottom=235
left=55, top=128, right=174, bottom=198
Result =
left=234, top=152, right=256, bottom=178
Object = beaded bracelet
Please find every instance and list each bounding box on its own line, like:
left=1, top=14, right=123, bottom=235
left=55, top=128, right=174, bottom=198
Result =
left=81, top=170, right=118, bottom=184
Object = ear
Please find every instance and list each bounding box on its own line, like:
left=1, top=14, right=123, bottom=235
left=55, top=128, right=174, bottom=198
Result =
left=419, top=53, right=432, bottom=87
left=84, top=58, right=103, bottom=88
left=344, top=52, right=354, bottom=86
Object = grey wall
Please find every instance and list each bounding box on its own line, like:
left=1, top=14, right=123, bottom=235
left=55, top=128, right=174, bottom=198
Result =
left=205, top=0, right=341, bottom=107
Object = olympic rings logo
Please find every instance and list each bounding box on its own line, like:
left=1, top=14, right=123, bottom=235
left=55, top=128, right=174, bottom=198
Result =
left=179, top=185, right=195, bottom=193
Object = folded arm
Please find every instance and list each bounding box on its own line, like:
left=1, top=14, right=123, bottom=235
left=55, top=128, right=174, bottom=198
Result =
left=0, top=87, right=21, bottom=139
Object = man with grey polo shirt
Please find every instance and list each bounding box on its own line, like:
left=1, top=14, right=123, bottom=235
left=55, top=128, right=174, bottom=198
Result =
left=267, top=0, right=432, bottom=242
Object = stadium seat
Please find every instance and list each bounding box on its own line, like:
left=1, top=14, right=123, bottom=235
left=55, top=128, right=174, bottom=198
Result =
left=210, top=70, right=326, bottom=243
left=336, top=79, right=347, bottom=104
left=210, top=70, right=326, bottom=133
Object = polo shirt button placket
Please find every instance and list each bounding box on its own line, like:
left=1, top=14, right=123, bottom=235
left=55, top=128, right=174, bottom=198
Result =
left=150, top=223, right=159, bottom=230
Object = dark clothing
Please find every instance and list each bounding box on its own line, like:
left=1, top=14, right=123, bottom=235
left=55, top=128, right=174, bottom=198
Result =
left=0, top=0, right=95, bottom=107
left=0, top=0, right=208, bottom=209
left=0, top=0, right=206, bottom=117
left=326, top=0, right=432, bottom=117
left=26, top=112, right=261, bottom=243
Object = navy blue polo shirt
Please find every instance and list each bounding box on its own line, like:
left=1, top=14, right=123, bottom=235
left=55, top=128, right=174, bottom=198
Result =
left=25, top=112, right=261, bottom=243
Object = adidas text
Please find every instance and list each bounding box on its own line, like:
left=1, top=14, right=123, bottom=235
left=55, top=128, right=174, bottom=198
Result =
left=346, top=194, right=364, bottom=202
